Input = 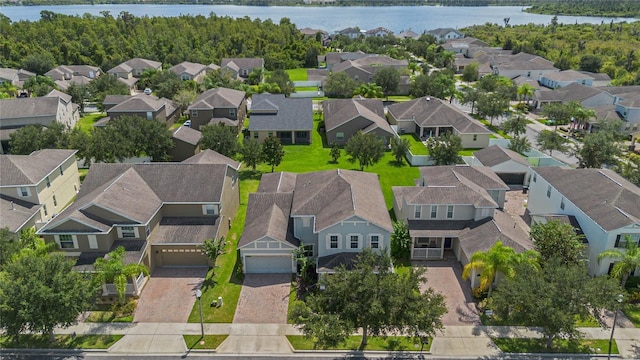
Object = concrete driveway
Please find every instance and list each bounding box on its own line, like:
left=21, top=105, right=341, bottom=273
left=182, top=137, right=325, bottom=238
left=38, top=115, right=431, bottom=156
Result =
left=233, top=274, right=292, bottom=324
left=133, top=267, right=207, bottom=323
left=417, top=258, right=480, bottom=326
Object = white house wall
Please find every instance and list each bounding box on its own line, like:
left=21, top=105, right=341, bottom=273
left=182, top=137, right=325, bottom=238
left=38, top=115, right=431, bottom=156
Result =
left=458, top=133, right=490, bottom=149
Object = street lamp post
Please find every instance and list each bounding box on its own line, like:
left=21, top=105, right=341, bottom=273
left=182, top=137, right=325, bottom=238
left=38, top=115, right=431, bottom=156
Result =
left=608, top=294, right=624, bottom=360
left=196, top=289, right=204, bottom=340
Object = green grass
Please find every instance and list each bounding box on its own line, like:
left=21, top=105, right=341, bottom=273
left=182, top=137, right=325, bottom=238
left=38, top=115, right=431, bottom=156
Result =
left=401, top=133, right=428, bottom=155
left=286, top=335, right=431, bottom=351
left=387, top=95, right=413, bottom=102
left=295, top=86, right=319, bottom=92
left=286, top=68, right=309, bottom=81
left=622, top=303, right=640, bottom=328
left=76, top=113, right=106, bottom=133
left=477, top=118, right=512, bottom=139
left=79, top=168, right=89, bottom=183
left=0, top=334, right=123, bottom=349
left=85, top=311, right=133, bottom=323
left=183, top=335, right=228, bottom=349
left=287, top=277, right=297, bottom=324
left=575, top=315, right=601, bottom=327
left=491, top=338, right=617, bottom=354
left=458, top=148, right=482, bottom=156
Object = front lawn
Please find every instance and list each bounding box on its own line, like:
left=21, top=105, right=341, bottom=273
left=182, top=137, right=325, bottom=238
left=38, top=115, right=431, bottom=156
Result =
left=622, top=303, right=640, bottom=328
left=85, top=311, right=133, bottom=323
left=76, top=113, right=105, bottom=133
left=286, top=68, right=309, bottom=81
left=492, top=338, right=617, bottom=355
left=287, top=335, right=430, bottom=351
left=0, top=334, right=123, bottom=349
left=401, top=134, right=428, bottom=155
left=183, top=335, right=228, bottom=349
left=458, top=148, right=482, bottom=156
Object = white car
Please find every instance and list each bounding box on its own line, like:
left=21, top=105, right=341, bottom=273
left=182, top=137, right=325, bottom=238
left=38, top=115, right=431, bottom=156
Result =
left=144, top=88, right=152, bottom=95
left=183, top=120, right=191, bottom=127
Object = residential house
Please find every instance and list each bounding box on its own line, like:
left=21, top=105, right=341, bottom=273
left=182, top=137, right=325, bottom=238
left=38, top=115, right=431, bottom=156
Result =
left=220, top=58, right=264, bottom=80
left=538, top=70, right=609, bottom=89
left=300, top=27, right=330, bottom=45
left=0, top=90, right=79, bottom=153
left=396, top=30, right=421, bottom=40
left=45, top=65, right=101, bottom=91
left=99, top=94, right=180, bottom=126
left=0, top=68, right=35, bottom=88
left=335, top=27, right=362, bottom=40
left=169, top=126, right=202, bottom=162
left=187, top=87, right=247, bottom=131
left=323, top=98, right=394, bottom=145
left=37, top=150, right=241, bottom=282
left=387, top=96, right=491, bottom=149
left=238, top=169, right=392, bottom=274
left=249, top=94, right=313, bottom=144
left=168, top=61, right=209, bottom=82
left=427, top=28, right=464, bottom=42
left=442, top=37, right=491, bottom=55
left=470, top=145, right=531, bottom=185
left=607, top=86, right=640, bottom=131
left=393, top=165, right=532, bottom=288
left=486, top=52, right=559, bottom=79
left=365, top=27, right=393, bottom=38
left=323, top=51, right=367, bottom=70
left=526, top=167, right=640, bottom=276
left=107, top=58, right=162, bottom=92
left=0, top=149, right=80, bottom=234
left=331, top=55, right=410, bottom=94
left=534, top=83, right=614, bottom=110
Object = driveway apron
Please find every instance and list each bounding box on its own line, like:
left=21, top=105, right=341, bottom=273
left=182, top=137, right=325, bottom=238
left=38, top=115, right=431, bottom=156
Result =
left=233, top=273, right=292, bottom=324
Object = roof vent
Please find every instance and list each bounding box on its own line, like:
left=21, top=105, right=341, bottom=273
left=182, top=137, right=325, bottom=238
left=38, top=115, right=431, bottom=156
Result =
left=426, top=97, right=430, bottom=101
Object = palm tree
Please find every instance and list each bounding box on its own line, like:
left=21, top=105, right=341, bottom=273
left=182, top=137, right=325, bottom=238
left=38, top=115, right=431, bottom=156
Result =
left=597, top=236, right=640, bottom=288
left=93, top=246, right=150, bottom=305
left=516, top=83, right=536, bottom=106
left=462, top=241, right=538, bottom=297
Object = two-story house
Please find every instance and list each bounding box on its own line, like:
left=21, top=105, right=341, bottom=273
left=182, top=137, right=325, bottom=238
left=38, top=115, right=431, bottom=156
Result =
left=44, top=65, right=101, bottom=91
left=107, top=58, right=162, bottom=93
left=387, top=96, right=491, bottom=149
left=220, top=58, right=264, bottom=80
left=427, top=28, right=464, bottom=42
left=99, top=94, right=180, bottom=126
left=37, top=150, right=240, bottom=280
left=538, top=69, right=606, bottom=89
left=187, top=87, right=247, bottom=131
left=0, top=149, right=80, bottom=234
left=393, top=166, right=532, bottom=287
left=0, top=68, right=36, bottom=88
left=323, top=98, right=394, bottom=146
left=238, top=169, right=393, bottom=274
left=526, top=167, right=640, bottom=276
left=331, top=55, right=409, bottom=94
left=168, top=61, right=212, bottom=82
left=249, top=94, right=313, bottom=144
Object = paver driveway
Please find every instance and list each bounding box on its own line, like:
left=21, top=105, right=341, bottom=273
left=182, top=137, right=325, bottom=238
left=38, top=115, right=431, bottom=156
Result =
left=133, top=267, right=207, bottom=323
left=418, top=257, right=480, bottom=326
left=233, top=274, right=291, bottom=324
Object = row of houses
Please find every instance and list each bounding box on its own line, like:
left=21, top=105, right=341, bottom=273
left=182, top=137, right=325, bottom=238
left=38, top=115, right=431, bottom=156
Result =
left=302, top=26, right=464, bottom=42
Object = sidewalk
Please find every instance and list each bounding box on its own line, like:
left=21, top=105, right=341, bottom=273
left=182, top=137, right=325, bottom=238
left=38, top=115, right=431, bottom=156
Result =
left=52, top=321, right=640, bottom=358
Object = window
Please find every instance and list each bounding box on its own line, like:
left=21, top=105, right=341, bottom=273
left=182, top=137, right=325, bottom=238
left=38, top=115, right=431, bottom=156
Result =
left=146, top=111, right=153, bottom=120
left=191, top=110, right=198, bottom=117
left=53, top=195, right=57, bottom=207
left=546, top=185, right=552, bottom=198
left=120, top=226, right=136, bottom=238
left=447, top=205, right=454, bottom=219
left=533, top=173, right=537, bottom=183
left=349, top=235, right=360, bottom=249
left=268, top=132, right=273, bottom=137
left=329, top=235, right=339, bottom=249
left=18, top=187, right=30, bottom=197
left=203, top=204, right=216, bottom=215
left=146, top=226, right=151, bottom=237
left=231, top=173, right=237, bottom=188
left=88, top=235, right=98, bottom=249
left=253, top=132, right=259, bottom=139
left=229, top=108, right=236, bottom=117
left=430, top=205, right=437, bottom=219
left=303, top=244, right=314, bottom=257
left=414, top=205, right=422, bottom=219
left=473, top=134, right=477, bottom=141
left=45, top=176, right=51, bottom=188
left=43, top=205, right=48, bottom=216
left=560, top=197, right=565, bottom=210
left=302, top=217, right=311, bottom=228
left=59, top=165, right=64, bottom=176
left=336, top=132, right=344, bottom=140
left=370, top=235, right=380, bottom=249
left=58, top=234, right=76, bottom=249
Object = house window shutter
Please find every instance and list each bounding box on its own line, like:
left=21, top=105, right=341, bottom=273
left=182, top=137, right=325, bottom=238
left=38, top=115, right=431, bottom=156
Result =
left=614, top=234, right=621, bottom=248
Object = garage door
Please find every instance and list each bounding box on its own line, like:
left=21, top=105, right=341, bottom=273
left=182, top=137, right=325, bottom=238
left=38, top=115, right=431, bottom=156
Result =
left=244, top=256, right=292, bottom=274
left=156, top=248, right=209, bottom=267
left=497, top=172, right=526, bottom=185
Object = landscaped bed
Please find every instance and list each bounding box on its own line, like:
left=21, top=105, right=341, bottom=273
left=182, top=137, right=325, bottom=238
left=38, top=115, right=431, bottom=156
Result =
left=491, top=338, right=617, bottom=355
left=286, top=335, right=431, bottom=351
left=0, top=334, right=123, bottom=349
left=623, top=303, right=640, bottom=328
left=183, top=335, right=228, bottom=349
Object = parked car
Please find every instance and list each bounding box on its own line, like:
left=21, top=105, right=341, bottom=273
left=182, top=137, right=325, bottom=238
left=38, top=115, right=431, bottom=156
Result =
left=144, top=88, right=152, bottom=95
left=183, top=120, right=191, bottom=127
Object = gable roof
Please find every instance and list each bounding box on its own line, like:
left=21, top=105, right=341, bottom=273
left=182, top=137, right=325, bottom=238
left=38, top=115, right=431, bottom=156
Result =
left=107, top=94, right=167, bottom=112
left=419, top=165, right=509, bottom=190
left=396, top=30, right=420, bottom=39
left=542, top=69, right=593, bottom=82
left=108, top=58, right=161, bottom=74
left=323, top=98, right=393, bottom=135
left=168, top=61, right=207, bottom=77
left=187, top=87, right=245, bottom=110
left=536, top=82, right=609, bottom=103
left=0, top=97, right=62, bottom=120
left=474, top=145, right=530, bottom=167
left=387, top=96, right=490, bottom=134
left=171, top=126, right=202, bottom=146
left=428, top=28, right=463, bottom=37
left=0, top=149, right=77, bottom=186
left=0, top=194, right=41, bottom=233
left=238, top=192, right=297, bottom=248
left=221, top=58, right=264, bottom=70
left=45, top=65, right=100, bottom=78
left=249, top=94, right=313, bottom=131
left=534, top=167, right=640, bottom=231
left=182, top=149, right=240, bottom=170
left=0, top=68, right=35, bottom=82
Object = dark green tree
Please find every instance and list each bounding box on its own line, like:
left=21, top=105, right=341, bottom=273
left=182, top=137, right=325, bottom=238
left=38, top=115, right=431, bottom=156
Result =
left=373, top=67, right=400, bottom=100
left=575, top=130, right=622, bottom=169
left=89, top=73, right=130, bottom=108
left=23, top=75, right=56, bottom=97
left=8, top=123, right=69, bottom=155
left=330, top=143, right=341, bottom=163
left=200, top=124, right=240, bottom=159
left=262, top=135, right=285, bottom=172
left=390, top=136, right=410, bottom=164
left=530, top=221, right=586, bottom=266
left=21, top=53, right=55, bottom=75
left=324, top=72, right=358, bottom=98
left=65, top=83, right=90, bottom=113
left=476, top=91, right=510, bottom=126
left=410, top=71, right=456, bottom=100
left=344, top=131, right=386, bottom=171
left=268, top=69, right=295, bottom=96
left=501, top=112, right=528, bottom=136
left=425, top=132, right=462, bottom=165
left=536, top=130, right=568, bottom=156
left=508, top=135, right=531, bottom=155
left=598, top=236, right=640, bottom=288
left=461, top=62, right=479, bottom=82
left=390, top=220, right=411, bottom=260
left=579, top=54, right=603, bottom=73
left=241, top=138, right=263, bottom=170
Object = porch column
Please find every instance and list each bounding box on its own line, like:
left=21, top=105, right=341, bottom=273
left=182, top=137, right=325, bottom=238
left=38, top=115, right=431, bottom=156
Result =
left=291, top=131, right=295, bottom=144
left=435, top=127, right=440, bottom=137
left=440, top=237, right=445, bottom=259
left=419, top=127, right=423, bottom=138
left=410, top=237, right=415, bottom=259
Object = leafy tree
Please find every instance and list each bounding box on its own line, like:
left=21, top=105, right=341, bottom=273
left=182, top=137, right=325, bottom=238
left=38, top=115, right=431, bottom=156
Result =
left=289, top=250, right=446, bottom=350
left=304, top=46, right=320, bottom=68
left=501, top=112, right=527, bottom=136
left=390, top=136, right=410, bottom=164
left=0, top=228, right=21, bottom=270
left=262, top=135, right=285, bottom=172
left=0, top=253, right=96, bottom=343
left=23, top=75, right=56, bottom=97
left=93, top=246, right=149, bottom=305
left=390, top=221, right=411, bottom=260
left=106, top=116, right=173, bottom=161
left=200, top=124, right=240, bottom=159
left=241, top=138, right=263, bottom=170
left=246, top=68, right=264, bottom=86
left=373, top=67, right=400, bottom=100
left=173, top=88, right=198, bottom=112
left=151, top=71, right=185, bottom=99
left=575, top=130, right=622, bottom=169
left=293, top=242, right=313, bottom=284
left=598, top=236, right=640, bottom=288
left=330, top=143, right=341, bottom=163
left=204, top=69, right=243, bottom=90
left=353, top=83, right=383, bottom=99
left=65, top=83, right=90, bottom=113
left=516, top=83, right=536, bottom=105
left=536, top=130, right=568, bottom=156
left=21, top=53, right=55, bottom=75
left=476, top=91, right=510, bottom=126
left=201, top=237, right=225, bottom=269
left=491, top=258, right=623, bottom=349
left=567, top=101, right=596, bottom=133
left=508, top=135, right=531, bottom=155
left=541, top=102, right=572, bottom=128
left=617, top=153, right=640, bottom=187
left=461, top=86, right=481, bottom=114
left=89, top=73, right=130, bottom=107
left=579, top=54, right=603, bottom=73
left=1, top=81, right=18, bottom=98
left=410, top=71, right=456, bottom=100
left=461, top=62, right=479, bottom=82
left=8, top=122, right=69, bottom=155
left=462, top=241, right=538, bottom=297
left=268, top=69, right=295, bottom=96
left=425, top=132, right=462, bottom=165
left=530, top=221, right=586, bottom=266
left=345, top=131, right=386, bottom=171
left=324, top=72, right=358, bottom=98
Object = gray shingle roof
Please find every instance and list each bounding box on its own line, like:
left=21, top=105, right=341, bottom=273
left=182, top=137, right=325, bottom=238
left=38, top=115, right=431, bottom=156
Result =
left=108, top=94, right=166, bottom=112
left=108, top=58, right=161, bottom=74
left=536, top=82, right=608, bottom=103
left=249, top=94, right=313, bottom=131
left=150, top=217, right=220, bottom=244
left=534, top=167, right=640, bottom=231
left=317, top=252, right=359, bottom=273
left=387, top=97, right=490, bottom=134
left=172, top=126, right=202, bottom=145
left=0, top=97, right=61, bottom=120
left=323, top=98, right=393, bottom=135
left=542, top=70, right=593, bottom=82
left=238, top=192, right=296, bottom=248
left=182, top=149, right=240, bottom=170
left=168, top=61, right=207, bottom=77
left=0, top=194, right=41, bottom=233
left=258, top=172, right=297, bottom=193
left=474, top=145, right=530, bottom=167
left=0, top=149, right=77, bottom=186
left=221, top=58, right=264, bottom=70
left=428, top=28, right=463, bottom=37
left=187, top=87, right=245, bottom=110
left=419, top=165, right=509, bottom=190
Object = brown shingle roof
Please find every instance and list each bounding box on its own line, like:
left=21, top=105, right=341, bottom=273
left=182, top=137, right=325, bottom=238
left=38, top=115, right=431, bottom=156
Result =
left=0, top=149, right=77, bottom=186
left=151, top=217, right=220, bottom=244
left=172, top=126, right=202, bottom=146
left=323, top=98, right=393, bottom=135
left=168, top=61, right=207, bottom=77
left=239, top=192, right=297, bottom=248
left=419, top=165, right=509, bottom=190
left=181, top=149, right=240, bottom=170
left=474, top=145, right=530, bottom=167
left=0, top=195, right=41, bottom=233
left=188, top=87, right=245, bottom=110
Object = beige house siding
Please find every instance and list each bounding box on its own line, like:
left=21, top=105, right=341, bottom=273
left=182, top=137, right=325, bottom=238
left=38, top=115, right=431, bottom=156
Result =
left=0, top=185, right=38, bottom=204
left=218, top=169, right=240, bottom=240
left=458, top=133, right=490, bottom=149
left=190, top=99, right=246, bottom=131
left=108, top=109, right=168, bottom=123
left=161, top=203, right=215, bottom=217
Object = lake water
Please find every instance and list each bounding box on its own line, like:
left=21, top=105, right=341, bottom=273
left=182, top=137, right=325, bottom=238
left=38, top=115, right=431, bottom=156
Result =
left=1, top=5, right=636, bottom=33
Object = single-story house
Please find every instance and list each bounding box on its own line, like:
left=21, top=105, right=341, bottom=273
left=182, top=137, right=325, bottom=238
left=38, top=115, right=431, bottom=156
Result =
left=323, top=98, right=394, bottom=145
left=249, top=94, right=313, bottom=144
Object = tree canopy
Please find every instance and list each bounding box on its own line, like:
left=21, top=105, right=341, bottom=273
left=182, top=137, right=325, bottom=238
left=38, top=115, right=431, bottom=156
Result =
left=530, top=220, right=586, bottom=267
left=344, top=131, right=386, bottom=171
left=200, top=124, right=240, bottom=159
left=425, top=132, right=462, bottom=165
left=262, top=135, right=285, bottom=172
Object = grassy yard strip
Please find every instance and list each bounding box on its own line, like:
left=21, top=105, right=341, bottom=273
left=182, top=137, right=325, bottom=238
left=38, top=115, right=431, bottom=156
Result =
left=286, top=68, right=309, bottom=81
left=295, top=86, right=319, bottom=92
left=478, top=119, right=511, bottom=139
left=77, top=113, right=105, bottom=133
left=386, top=95, right=413, bottom=102
left=183, top=335, right=228, bottom=349
left=286, top=335, right=430, bottom=351
left=0, top=334, right=123, bottom=349
left=458, top=149, right=482, bottom=157
left=491, top=338, right=617, bottom=354
left=85, top=311, right=133, bottom=323
left=287, top=277, right=297, bottom=324
left=187, top=178, right=259, bottom=323
left=401, top=134, right=428, bottom=155
left=622, top=303, right=640, bottom=328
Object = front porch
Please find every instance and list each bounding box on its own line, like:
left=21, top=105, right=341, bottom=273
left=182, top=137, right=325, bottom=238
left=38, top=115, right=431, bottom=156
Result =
left=411, top=236, right=455, bottom=260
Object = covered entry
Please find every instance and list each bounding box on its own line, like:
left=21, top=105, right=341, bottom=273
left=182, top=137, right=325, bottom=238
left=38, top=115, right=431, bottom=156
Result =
left=244, top=255, right=293, bottom=274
